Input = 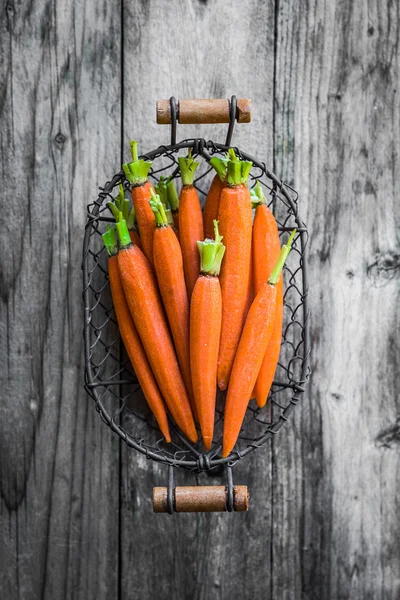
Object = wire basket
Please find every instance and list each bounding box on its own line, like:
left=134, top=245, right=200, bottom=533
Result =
left=82, top=97, right=311, bottom=511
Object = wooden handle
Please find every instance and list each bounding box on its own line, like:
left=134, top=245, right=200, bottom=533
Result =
left=153, top=485, right=248, bottom=513
left=156, top=99, right=251, bottom=125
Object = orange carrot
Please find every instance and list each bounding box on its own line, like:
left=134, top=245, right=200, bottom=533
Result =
left=115, top=217, right=197, bottom=443
left=190, top=221, right=225, bottom=449
left=222, top=231, right=295, bottom=457
left=251, top=182, right=283, bottom=407
left=203, top=172, right=225, bottom=239
left=149, top=192, right=197, bottom=418
left=102, top=227, right=170, bottom=442
left=107, top=183, right=143, bottom=250
left=216, top=149, right=253, bottom=390
left=123, top=141, right=155, bottom=266
left=178, top=152, right=204, bottom=299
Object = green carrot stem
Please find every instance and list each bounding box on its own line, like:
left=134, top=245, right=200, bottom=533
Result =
left=166, top=179, right=179, bottom=211
left=126, top=206, right=136, bottom=230
left=225, top=148, right=252, bottom=186
left=155, top=177, right=168, bottom=207
left=196, top=220, right=225, bottom=276
left=130, top=140, right=139, bottom=162
left=149, top=191, right=168, bottom=227
left=165, top=208, right=174, bottom=227
left=115, top=213, right=132, bottom=248
left=107, top=202, right=120, bottom=221
left=115, top=183, right=125, bottom=211
left=122, top=198, right=130, bottom=222
left=249, top=180, right=267, bottom=207
left=178, top=154, right=199, bottom=186
left=269, top=229, right=296, bottom=285
left=210, top=156, right=228, bottom=181
left=102, top=225, right=118, bottom=256
left=122, top=140, right=152, bottom=186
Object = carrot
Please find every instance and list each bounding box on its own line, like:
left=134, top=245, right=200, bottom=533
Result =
left=107, top=183, right=142, bottom=250
left=203, top=172, right=225, bottom=240
left=222, top=231, right=295, bottom=457
left=115, top=217, right=197, bottom=443
left=178, top=151, right=204, bottom=299
left=166, top=177, right=180, bottom=233
left=190, top=220, right=225, bottom=450
left=123, top=140, right=155, bottom=267
left=102, top=227, right=170, bottom=442
left=149, top=192, right=197, bottom=418
left=216, top=149, right=253, bottom=390
left=203, top=156, right=228, bottom=239
left=251, top=182, right=283, bottom=407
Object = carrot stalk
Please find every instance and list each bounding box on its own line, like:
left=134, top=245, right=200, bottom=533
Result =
left=115, top=218, right=197, bottom=443
left=155, top=177, right=168, bottom=207
left=166, top=178, right=180, bottom=232
left=107, top=184, right=143, bottom=250
left=191, top=220, right=225, bottom=449
left=178, top=151, right=204, bottom=299
left=122, top=140, right=155, bottom=266
left=216, top=149, right=253, bottom=390
left=222, top=231, right=296, bottom=457
left=149, top=192, right=197, bottom=418
left=251, top=181, right=283, bottom=406
left=102, top=227, right=171, bottom=442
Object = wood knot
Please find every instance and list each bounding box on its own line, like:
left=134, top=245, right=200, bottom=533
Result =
left=55, top=132, right=67, bottom=145
left=375, top=419, right=400, bottom=450
left=367, top=251, right=400, bottom=287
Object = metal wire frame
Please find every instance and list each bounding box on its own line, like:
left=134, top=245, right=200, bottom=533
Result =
left=82, top=138, right=311, bottom=473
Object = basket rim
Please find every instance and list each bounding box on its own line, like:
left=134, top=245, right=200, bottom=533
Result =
left=82, top=138, right=311, bottom=471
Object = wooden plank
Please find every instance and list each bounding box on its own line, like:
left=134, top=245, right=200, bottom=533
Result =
left=0, top=0, right=121, bottom=598
left=121, top=1, right=275, bottom=598
left=273, top=0, right=400, bottom=598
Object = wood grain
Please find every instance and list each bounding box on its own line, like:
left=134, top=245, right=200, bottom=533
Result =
left=0, top=0, right=121, bottom=598
left=0, top=0, right=399, bottom=598
left=273, top=0, right=400, bottom=598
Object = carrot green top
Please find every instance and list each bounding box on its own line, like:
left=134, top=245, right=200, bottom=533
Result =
left=197, top=220, right=226, bottom=277
left=115, top=213, right=132, bottom=249
left=155, top=177, right=168, bottom=207
left=122, top=140, right=152, bottom=187
left=210, top=148, right=252, bottom=187
left=107, top=183, right=136, bottom=230
left=166, top=178, right=179, bottom=211
left=178, top=150, right=199, bottom=186
left=102, top=225, right=118, bottom=257
left=209, top=154, right=229, bottom=181
left=149, top=190, right=169, bottom=227
left=249, top=180, right=267, bottom=207
left=268, top=229, right=296, bottom=285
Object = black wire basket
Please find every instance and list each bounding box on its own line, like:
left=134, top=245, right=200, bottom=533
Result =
left=82, top=97, right=311, bottom=512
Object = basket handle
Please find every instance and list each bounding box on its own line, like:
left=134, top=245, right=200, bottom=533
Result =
left=152, top=464, right=248, bottom=513
left=156, top=98, right=251, bottom=125
left=153, top=485, right=248, bottom=513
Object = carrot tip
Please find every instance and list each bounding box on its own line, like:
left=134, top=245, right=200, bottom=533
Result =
left=203, top=436, right=213, bottom=451
left=218, top=380, right=227, bottom=391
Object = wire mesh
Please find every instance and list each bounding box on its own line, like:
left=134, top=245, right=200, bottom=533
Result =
left=82, top=139, right=311, bottom=472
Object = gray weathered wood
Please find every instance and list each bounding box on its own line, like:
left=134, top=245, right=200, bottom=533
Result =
left=1, top=0, right=400, bottom=598
left=273, top=0, right=400, bottom=598
left=0, top=0, right=121, bottom=598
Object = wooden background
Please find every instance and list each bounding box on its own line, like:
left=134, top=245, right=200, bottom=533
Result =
left=1, top=0, right=399, bottom=598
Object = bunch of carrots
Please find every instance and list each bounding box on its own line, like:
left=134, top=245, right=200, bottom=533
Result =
left=102, top=141, right=295, bottom=457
